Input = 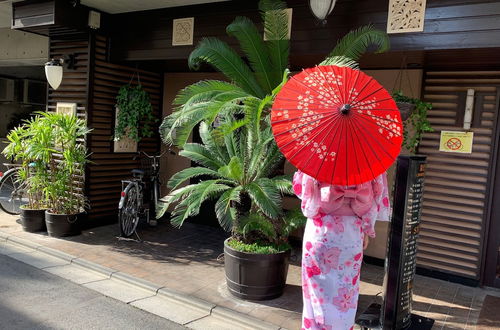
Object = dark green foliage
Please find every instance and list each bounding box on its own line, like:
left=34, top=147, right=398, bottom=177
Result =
left=392, top=90, right=434, bottom=153
left=115, top=84, right=156, bottom=142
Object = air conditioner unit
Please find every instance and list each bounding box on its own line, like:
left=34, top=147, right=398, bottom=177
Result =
left=23, top=80, right=47, bottom=105
left=0, top=78, right=15, bottom=102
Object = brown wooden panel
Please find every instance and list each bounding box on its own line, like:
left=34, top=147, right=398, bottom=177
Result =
left=417, top=71, right=500, bottom=280
left=108, top=0, right=500, bottom=65
left=86, top=36, right=162, bottom=220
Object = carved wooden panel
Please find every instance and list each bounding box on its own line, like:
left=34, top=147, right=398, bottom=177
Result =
left=172, top=17, right=194, bottom=46
left=387, top=0, right=426, bottom=34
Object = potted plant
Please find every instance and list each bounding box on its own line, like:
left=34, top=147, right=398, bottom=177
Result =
left=392, top=91, right=433, bottom=153
left=2, top=116, right=51, bottom=232
left=43, top=112, right=91, bottom=237
left=114, top=84, right=156, bottom=143
left=159, top=0, right=390, bottom=300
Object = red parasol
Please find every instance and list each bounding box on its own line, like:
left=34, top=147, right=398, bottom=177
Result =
left=271, top=65, right=403, bottom=186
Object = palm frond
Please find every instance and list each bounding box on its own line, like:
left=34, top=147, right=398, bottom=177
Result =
left=239, top=213, right=277, bottom=241
left=245, top=178, right=282, bottom=219
left=215, top=186, right=242, bottom=231
left=167, top=167, right=226, bottom=191
left=319, top=56, right=360, bottom=69
left=199, top=122, right=231, bottom=164
left=271, top=175, right=293, bottom=195
left=218, top=156, right=244, bottom=182
left=169, top=180, right=231, bottom=227
left=259, top=0, right=290, bottom=84
left=325, top=25, right=390, bottom=62
left=226, top=16, right=275, bottom=94
left=173, top=80, right=244, bottom=106
left=188, top=37, right=265, bottom=98
left=179, top=143, right=225, bottom=170
left=281, top=208, right=307, bottom=238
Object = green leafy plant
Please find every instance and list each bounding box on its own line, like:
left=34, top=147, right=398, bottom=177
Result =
left=158, top=0, right=391, bottom=253
left=392, top=91, right=433, bottom=153
left=115, top=84, right=156, bottom=142
left=40, top=112, right=91, bottom=215
left=2, top=114, right=57, bottom=210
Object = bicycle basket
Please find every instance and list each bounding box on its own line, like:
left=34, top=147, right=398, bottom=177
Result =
left=139, top=156, right=154, bottom=177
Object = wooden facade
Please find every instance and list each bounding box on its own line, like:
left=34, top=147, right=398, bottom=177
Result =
left=47, top=32, right=161, bottom=222
left=11, top=0, right=500, bottom=287
left=108, top=0, right=500, bottom=70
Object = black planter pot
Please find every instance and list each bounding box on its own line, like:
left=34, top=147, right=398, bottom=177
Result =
left=224, top=238, right=290, bottom=301
left=45, top=211, right=82, bottom=237
left=20, top=208, right=46, bottom=232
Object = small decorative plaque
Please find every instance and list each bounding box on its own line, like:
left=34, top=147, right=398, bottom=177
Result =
left=56, top=102, right=77, bottom=116
left=387, top=0, right=426, bottom=34
left=113, top=107, right=138, bottom=153
left=172, top=17, right=194, bottom=46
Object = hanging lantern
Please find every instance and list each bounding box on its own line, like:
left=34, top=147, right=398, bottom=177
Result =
left=44, top=59, right=63, bottom=90
left=44, top=55, right=76, bottom=90
left=309, top=0, right=337, bottom=24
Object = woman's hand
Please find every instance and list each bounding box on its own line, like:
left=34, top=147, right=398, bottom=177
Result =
left=363, top=235, right=370, bottom=250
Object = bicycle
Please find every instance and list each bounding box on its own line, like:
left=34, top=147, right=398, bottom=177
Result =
left=0, top=164, right=28, bottom=215
left=118, top=151, right=167, bottom=238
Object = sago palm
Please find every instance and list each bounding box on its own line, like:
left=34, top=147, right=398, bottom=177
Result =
left=158, top=0, right=390, bottom=244
left=160, top=0, right=289, bottom=147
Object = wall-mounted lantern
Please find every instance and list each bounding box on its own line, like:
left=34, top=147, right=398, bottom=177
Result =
left=44, top=54, right=76, bottom=90
left=309, top=0, right=337, bottom=24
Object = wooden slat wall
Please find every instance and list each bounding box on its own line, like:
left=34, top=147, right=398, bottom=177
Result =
left=417, top=71, right=500, bottom=279
left=48, top=37, right=89, bottom=118
left=87, top=35, right=161, bottom=219
left=109, top=0, right=500, bottom=64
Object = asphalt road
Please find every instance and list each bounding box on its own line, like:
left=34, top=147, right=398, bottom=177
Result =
left=0, top=254, right=186, bottom=330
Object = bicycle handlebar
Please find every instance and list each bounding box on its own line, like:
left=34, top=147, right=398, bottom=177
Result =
left=137, top=148, right=175, bottom=159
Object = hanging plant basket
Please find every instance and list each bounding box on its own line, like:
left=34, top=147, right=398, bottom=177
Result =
left=396, top=101, right=415, bottom=121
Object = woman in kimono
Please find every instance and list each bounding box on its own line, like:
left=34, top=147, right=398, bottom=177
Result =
left=293, top=171, right=391, bottom=330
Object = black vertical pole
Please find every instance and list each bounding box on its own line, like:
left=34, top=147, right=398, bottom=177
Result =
left=381, top=155, right=433, bottom=330
left=356, top=155, right=434, bottom=329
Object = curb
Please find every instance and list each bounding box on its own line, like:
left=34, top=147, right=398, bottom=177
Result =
left=111, top=271, right=163, bottom=292
left=0, top=230, right=284, bottom=330
left=71, top=257, right=117, bottom=277
left=157, top=287, right=216, bottom=313
left=211, top=305, right=282, bottom=330
left=37, top=246, right=76, bottom=262
left=7, top=235, right=42, bottom=250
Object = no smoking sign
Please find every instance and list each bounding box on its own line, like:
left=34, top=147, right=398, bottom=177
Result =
left=439, top=131, right=473, bottom=154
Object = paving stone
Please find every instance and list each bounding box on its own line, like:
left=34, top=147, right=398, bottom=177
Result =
left=44, top=264, right=108, bottom=284
left=131, top=295, right=212, bottom=325
left=83, top=278, right=156, bottom=303
left=7, top=250, right=70, bottom=269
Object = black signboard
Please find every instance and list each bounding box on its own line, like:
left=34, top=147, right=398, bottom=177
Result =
left=356, top=155, right=434, bottom=330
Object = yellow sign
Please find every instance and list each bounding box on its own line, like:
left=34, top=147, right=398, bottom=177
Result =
left=439, top=131, right=473, bottom=154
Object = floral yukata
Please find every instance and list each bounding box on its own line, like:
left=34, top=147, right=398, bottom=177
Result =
left=293, top=171, right=390, bottom=330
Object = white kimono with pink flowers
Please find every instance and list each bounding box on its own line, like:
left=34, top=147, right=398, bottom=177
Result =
left=293, top=171, right=390, bottom=330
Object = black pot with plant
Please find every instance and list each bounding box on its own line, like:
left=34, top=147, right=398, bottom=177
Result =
left=3, top=116, right=52, bottom=232
left=41, top=112, right=91, bottom=237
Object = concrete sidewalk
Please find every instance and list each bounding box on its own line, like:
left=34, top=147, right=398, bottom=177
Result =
left=0, top=213, right=496, bottom=329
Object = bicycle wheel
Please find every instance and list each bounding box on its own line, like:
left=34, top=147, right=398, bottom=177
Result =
left=0, top=168, right=27, bottom=215
left=119, top=183, right=140, bottom=238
